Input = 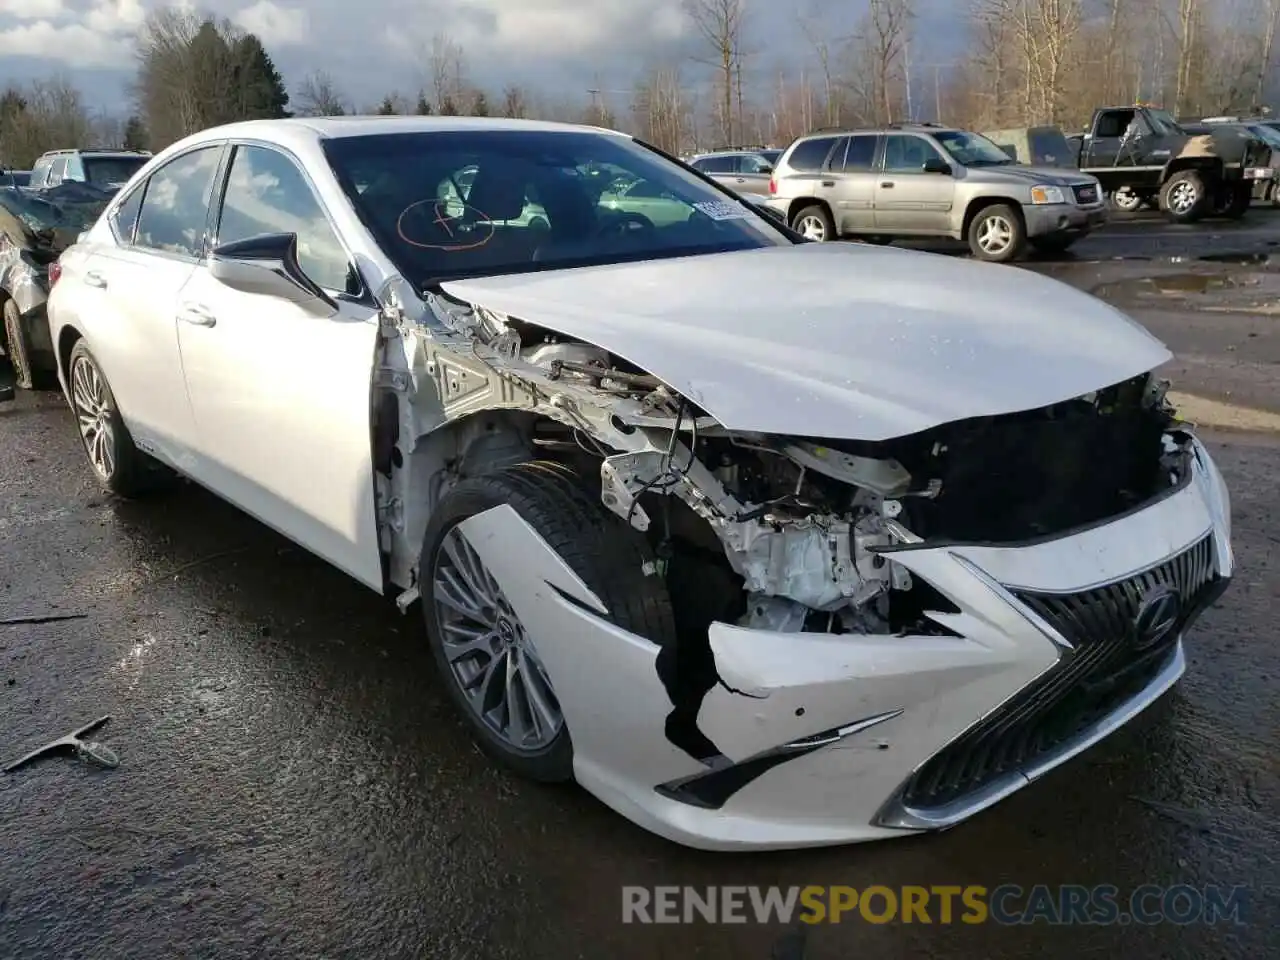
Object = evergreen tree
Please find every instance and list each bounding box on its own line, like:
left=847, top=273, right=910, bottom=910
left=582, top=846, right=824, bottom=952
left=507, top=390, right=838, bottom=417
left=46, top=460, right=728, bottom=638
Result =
left=415, top=92, right=433, bottom=115
left=470, top=90, right=489, bottom=116
left=231, top=33, right=291, bottom=119
left=122, top=115, right=149, bottom=151
left=377, top=96, right=398, bottom=115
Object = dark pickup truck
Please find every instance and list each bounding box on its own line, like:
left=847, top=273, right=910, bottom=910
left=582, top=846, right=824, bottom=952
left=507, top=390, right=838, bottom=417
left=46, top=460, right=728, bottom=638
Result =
left=1071, top=104, right=1278, bottom=222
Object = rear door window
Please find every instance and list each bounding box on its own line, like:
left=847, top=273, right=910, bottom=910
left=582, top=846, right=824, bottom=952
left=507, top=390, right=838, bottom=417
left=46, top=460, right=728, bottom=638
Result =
left=785, top=137, right=839, bottom=172
left=842, top=136, right=878, bottom=171
left=695, top=156, right=735, bottom=173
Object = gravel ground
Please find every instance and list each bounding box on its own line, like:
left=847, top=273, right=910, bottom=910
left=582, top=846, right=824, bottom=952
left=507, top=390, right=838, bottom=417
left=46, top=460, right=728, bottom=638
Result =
left=1, top=216, right=1277, bottom=959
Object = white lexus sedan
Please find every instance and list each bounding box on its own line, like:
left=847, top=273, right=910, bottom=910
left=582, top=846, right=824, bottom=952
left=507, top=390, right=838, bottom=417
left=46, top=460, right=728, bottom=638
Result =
left=47, top=117, right=1233, bottom=851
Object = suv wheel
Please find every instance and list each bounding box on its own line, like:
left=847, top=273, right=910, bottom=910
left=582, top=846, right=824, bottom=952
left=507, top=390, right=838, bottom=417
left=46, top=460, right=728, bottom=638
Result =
left=1111, top=187, right=1145, bottom=212
left=791, top=204, right=835, bottom=242
left=967, top=204, right=1027, bottom=263
left=1161, top=170, right=1210, bottom=223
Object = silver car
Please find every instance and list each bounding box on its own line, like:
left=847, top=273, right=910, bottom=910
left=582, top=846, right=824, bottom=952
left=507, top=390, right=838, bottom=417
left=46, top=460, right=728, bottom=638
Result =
left=768, top=125, right=1107, bottom=262
left=687, top=149, right=781, bottom=197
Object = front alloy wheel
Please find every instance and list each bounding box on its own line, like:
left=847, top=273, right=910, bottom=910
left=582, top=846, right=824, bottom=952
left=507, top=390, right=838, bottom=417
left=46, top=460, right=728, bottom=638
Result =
left=419, top=461, right=678, bottom=782
left=967, top=203, right=1027, bottom=262
left=432, top=524, right=564, bottom=753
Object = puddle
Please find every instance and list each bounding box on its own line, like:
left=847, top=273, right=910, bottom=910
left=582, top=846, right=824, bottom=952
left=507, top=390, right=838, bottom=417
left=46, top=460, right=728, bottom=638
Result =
left=1146, top=273, right=1239, bottom=294
left=1198, top=252, right=1272, bottom=265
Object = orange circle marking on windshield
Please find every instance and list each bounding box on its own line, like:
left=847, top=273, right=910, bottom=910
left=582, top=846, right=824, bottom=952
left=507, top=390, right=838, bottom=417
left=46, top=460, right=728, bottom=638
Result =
left=396, top=198, right=495, bottom=251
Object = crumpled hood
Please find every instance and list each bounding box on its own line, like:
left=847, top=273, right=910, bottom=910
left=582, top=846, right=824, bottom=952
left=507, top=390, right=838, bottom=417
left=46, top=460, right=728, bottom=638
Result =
left=439, top=243, right=1172, bottom=441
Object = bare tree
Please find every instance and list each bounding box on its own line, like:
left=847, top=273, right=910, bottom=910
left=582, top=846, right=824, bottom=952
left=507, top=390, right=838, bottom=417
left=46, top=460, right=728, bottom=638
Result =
left=0, top=77, right=93, bottom=167
left=633, top=65, right=688, bottom=153
left=797, top=9, right=847, bottom=126
left=1255, top=0, right=1280, bottom=105
left=429, top=33, right=468, bottom=112
left=1174, top=0, right=1201, bottom=114
left=501, top=84, right=529, bottom=118
left=853, top=0, right=915, bottom=124
left=685, top=0, right=747, bottom=146
left=296, top=70, right=347, bottom=116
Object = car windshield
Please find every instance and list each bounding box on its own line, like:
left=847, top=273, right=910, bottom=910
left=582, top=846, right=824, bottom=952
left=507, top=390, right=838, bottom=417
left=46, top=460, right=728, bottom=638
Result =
left=759, top=149, right=782, bottom=165
left=83, top=156, right=147, bottom=186
left=1246, top=123, right=1280, bottom=149
left=1145, top=109, right=1183, bottom=135
left=933, top=130, right=1014, bottom=166
left=322, top=129, right=790, bottom=288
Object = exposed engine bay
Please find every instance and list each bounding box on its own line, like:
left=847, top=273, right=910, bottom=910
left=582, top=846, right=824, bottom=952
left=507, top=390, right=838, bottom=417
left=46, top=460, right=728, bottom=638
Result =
left=372, top=278, right=1193, bottom=642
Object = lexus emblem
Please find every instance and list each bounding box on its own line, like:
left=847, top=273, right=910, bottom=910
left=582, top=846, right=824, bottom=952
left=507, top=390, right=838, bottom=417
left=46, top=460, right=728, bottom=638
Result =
left=1133, top=587, right=1182, bottom=651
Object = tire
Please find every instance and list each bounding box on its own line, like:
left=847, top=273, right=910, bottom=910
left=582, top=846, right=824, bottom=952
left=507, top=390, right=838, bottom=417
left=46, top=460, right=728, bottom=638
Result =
left=967, top=203, right=1027, bottom=262
left=419, top=461, right=678, bottom=783
left=1111, top=187, right=1144, bottom=213
left=1029, top=234, right=1078, bottom=255
left=67, top=340, right=166, bottom=497
left=790, top=203, right=835, bottom=242
left=1161, top=170, right=1210, bottom=223
left=2, top=298, right=52, bottom=391
left=1217, top=184, right=1251, bottom=220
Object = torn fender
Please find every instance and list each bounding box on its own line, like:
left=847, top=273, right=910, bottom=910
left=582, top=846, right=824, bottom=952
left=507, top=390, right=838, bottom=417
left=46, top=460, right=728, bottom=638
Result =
left=453, top=505, right=708, bottom=794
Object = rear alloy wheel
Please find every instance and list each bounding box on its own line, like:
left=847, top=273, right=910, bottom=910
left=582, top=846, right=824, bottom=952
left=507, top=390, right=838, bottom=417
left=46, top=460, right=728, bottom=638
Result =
left=420, top=461, right=677, bottom=782
left=1161, top=170, right=1210, bottom=223
left=67, top=340, right=167, bottom=497
left=967, top=204, right=1027, bottom=262
left=791, top=204, right=835, bottom=242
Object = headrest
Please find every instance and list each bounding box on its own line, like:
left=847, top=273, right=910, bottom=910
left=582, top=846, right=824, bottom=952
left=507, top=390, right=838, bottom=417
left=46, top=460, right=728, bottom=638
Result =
left=466, top=165, right=528, bottom=222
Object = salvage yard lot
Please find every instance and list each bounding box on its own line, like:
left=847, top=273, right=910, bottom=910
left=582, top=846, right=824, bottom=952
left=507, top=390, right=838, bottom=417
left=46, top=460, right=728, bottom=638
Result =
left=2, top=224, right=1278, bottom=959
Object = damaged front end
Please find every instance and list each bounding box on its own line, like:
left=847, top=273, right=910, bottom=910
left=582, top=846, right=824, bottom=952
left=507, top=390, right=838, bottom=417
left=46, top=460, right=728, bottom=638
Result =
left=374, top=280, right=1231, bottom=849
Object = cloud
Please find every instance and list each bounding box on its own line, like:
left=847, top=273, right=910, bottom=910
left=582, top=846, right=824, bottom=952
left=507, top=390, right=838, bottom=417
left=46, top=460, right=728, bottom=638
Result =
left=382, top=0, right=688, bottom=60
left=0, top=0, right=64, bottom=19
left=233, top=1, right=307, bottom=47
left=0, top=19, right=131, bottom=68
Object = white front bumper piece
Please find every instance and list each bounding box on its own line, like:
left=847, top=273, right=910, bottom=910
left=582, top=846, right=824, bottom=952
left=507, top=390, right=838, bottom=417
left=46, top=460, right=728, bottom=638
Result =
left=457, top=438, right=1233, bottom=851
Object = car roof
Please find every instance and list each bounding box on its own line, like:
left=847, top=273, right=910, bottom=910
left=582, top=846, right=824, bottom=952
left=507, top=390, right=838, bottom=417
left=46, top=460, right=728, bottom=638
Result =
left=793, top=124, right=960, bottom=141
left=180, top=115, right=623, bottom=150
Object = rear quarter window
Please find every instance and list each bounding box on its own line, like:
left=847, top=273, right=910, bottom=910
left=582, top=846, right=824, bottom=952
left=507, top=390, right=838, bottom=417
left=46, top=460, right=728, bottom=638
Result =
left=785, top=138, right=839, bottom=172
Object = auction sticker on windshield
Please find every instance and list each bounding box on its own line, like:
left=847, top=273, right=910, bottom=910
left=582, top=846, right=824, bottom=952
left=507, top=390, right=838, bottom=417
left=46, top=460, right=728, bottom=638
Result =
left=694, top=200, right=748, bottom=220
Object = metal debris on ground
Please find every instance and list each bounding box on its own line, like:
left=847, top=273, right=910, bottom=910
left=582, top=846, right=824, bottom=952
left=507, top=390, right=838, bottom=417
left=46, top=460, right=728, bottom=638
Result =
left=3, top=715, right=120, bottom=773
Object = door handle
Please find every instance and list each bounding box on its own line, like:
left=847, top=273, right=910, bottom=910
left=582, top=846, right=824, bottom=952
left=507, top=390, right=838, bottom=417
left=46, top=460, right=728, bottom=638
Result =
left=821, top=180, right=835, bottom=187
left=735, top=177, right=746, bottom=183
left=177, top=303, right=217, bottom=327
left=84, top=270, right=108, bottom=289
left=880, top=181, right=895, bottom=188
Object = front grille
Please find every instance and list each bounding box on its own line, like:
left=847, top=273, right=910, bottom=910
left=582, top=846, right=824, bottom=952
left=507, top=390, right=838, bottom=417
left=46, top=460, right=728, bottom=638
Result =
left=900, top=535, right=1219, bottom=810
left=1072, top=183, right=1100, bottom=205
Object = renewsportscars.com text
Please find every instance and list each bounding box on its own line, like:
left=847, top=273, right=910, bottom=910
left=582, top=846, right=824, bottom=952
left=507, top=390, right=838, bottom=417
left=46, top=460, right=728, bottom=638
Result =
left=621, top=884, right=1250, bottom=926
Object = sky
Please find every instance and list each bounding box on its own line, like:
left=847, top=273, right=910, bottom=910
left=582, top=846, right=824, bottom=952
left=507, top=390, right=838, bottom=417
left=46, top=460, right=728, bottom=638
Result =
left=0, top=0, right=956, bottom=115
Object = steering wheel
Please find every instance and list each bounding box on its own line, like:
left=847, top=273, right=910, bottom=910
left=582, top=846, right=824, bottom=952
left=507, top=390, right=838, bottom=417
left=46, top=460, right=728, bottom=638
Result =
left=594, top=211, right=655, bottom=237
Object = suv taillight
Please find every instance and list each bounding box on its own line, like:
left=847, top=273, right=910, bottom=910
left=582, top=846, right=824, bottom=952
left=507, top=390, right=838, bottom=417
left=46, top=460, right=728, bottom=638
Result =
left=48, top=261, right=62, bottom=287
left=769, top=175, right=777, bottom=194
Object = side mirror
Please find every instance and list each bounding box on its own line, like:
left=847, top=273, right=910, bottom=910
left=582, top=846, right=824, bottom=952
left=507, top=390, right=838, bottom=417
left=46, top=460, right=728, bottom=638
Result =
left=922, top=157, right=952, bottom=175
left=209, top=232, right=338, bottom=318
